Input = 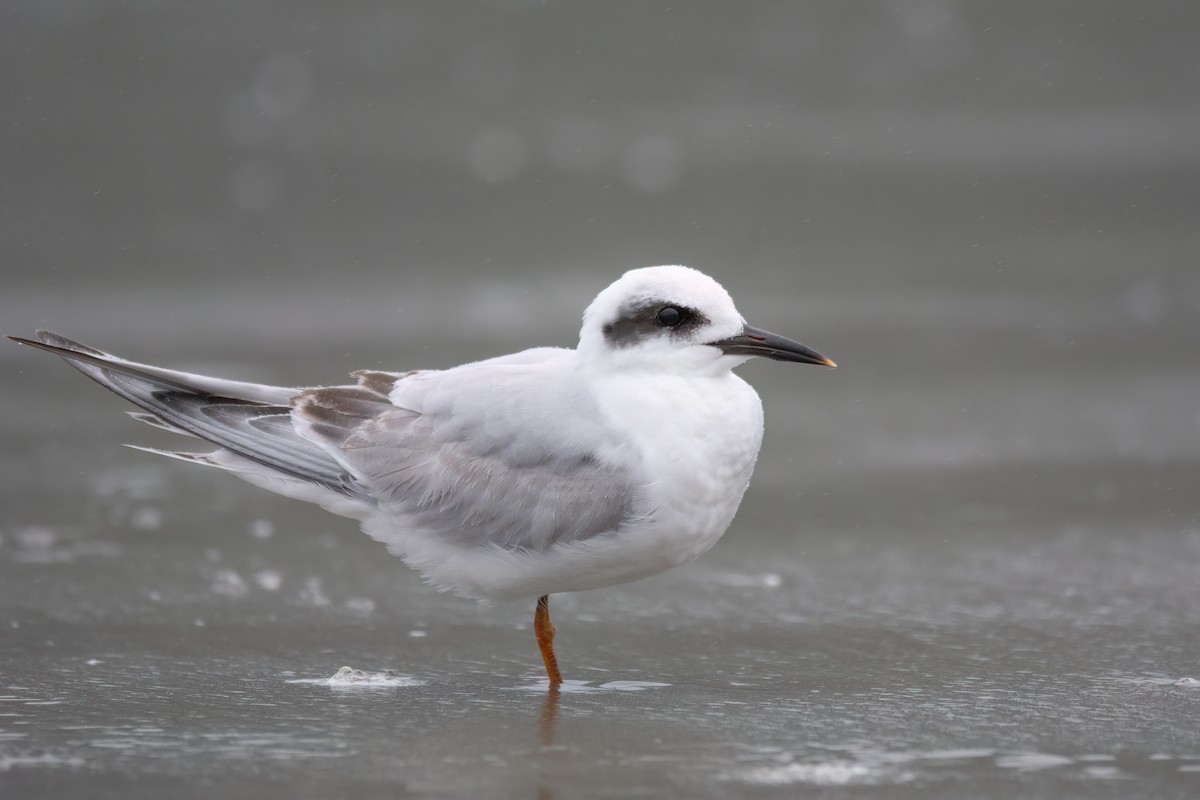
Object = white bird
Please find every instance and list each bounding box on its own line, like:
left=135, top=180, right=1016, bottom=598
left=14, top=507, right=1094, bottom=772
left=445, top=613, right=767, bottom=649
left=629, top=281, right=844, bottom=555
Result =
left=9, top=265, right=834, bottom=684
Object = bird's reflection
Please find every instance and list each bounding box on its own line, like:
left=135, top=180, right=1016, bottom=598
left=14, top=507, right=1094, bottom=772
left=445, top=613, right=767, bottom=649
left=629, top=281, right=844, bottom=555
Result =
left=534, top=684, right=563, bottom=800
left=538, top=683, right=562, bottom=747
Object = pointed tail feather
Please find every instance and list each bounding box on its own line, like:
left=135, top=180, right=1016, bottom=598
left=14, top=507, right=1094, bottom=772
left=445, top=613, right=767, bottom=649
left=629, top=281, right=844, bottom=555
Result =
left=9, top=331, right=363, bottom=499
left=8, top=331, right=299, bottom=405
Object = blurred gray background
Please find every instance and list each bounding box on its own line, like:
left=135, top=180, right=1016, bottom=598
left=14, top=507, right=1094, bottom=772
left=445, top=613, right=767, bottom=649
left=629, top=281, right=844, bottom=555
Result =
left=2, top=2, right=1199, bottom=798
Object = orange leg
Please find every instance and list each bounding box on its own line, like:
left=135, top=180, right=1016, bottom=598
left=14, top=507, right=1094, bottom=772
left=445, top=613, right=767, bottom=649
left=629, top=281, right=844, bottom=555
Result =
left=534, top=594, right=564, bottom=686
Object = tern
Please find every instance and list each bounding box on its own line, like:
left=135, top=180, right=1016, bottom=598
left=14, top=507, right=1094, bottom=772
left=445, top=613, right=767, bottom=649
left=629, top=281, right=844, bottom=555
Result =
left=10, top=265, right=834, bottom=684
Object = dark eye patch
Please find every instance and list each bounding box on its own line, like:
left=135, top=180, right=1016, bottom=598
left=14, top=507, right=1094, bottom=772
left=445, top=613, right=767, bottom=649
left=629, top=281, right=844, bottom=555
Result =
left=603, top=300, right=709, bottom=348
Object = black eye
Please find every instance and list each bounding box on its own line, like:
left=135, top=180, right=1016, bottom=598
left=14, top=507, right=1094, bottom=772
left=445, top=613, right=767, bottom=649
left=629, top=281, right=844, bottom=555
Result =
left=656, top=306, right=683, bottom=327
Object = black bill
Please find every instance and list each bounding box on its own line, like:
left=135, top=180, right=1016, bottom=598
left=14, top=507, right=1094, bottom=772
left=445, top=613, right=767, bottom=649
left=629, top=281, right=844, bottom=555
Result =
left=710, top=324, right=836, bottom=367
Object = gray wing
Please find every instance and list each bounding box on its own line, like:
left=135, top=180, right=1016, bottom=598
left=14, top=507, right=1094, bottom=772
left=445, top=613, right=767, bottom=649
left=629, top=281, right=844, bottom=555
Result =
left=8, top=331, right=359, bottom=497
left=12, top=332, right=647, bottom=553
left=294, top=358, right=647, bottom=553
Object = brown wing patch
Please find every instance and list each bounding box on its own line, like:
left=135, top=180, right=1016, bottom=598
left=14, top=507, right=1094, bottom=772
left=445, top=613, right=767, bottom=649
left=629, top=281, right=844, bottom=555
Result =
left=293, top=386, right=395, bottom=448
left=351, top=369, right=419, bottom=398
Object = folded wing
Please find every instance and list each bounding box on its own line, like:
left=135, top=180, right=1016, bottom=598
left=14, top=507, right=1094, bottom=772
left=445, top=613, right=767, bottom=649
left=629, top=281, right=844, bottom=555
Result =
left=12, top=332, right=646, bottom=554
left=293, top=357, right=645, bottom=553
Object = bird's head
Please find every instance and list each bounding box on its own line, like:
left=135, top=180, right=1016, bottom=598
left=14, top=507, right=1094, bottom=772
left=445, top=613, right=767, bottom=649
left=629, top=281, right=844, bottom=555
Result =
left=578, top=265, right=835, bottom=375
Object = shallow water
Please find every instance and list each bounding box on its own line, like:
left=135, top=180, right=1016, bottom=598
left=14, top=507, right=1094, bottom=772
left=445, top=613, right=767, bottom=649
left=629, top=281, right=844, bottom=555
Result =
left=3, top=298, right=1199, bottom=798
left=4, top=3, right=1200, bottom=798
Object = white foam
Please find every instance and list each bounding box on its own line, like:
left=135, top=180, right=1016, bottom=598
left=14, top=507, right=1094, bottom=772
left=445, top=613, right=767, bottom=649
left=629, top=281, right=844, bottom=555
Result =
left=994, top=753, right=1074, bottom=771
left=711, top=571, right=784, bottom=589
left=1115, top=674, right=1200, bottom=687
left=595, top=680, right=671, bottom=691
left=726, top=761, right=876, bottom=787
left=287, top=666, right=424, bottom=688
left=209, top=569, right=248, bottom=598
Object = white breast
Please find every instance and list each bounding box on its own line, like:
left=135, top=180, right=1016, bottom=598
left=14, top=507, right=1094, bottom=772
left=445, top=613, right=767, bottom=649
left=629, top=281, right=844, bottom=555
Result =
left=591, top=369, right=765, bottom=570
